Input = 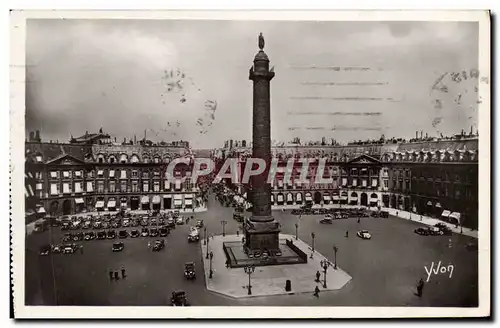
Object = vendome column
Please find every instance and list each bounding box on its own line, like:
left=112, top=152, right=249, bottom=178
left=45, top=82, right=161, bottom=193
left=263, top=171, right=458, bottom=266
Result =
left=244, top=33, right=281, bottom=255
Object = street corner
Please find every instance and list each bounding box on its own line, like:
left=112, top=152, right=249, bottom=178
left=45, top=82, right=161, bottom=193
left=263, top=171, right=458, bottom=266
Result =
left=200, top=233, right=352, bottom=298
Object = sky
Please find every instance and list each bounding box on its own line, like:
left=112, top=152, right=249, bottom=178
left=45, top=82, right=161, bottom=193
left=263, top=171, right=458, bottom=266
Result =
left=25, top=19, right=480, bottom=148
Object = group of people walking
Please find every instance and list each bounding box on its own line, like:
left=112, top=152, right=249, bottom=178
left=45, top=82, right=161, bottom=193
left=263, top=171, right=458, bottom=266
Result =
left=109, top=267, right=127, bottom=281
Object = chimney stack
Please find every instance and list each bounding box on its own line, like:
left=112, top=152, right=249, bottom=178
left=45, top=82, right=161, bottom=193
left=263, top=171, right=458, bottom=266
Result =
left=35, top=130, right=40, bottom=141
left=29, top=131, right=34, bottom=141
left=425, top=132, right=428, bottom=138
left=415, top=131, right=418, bottom=139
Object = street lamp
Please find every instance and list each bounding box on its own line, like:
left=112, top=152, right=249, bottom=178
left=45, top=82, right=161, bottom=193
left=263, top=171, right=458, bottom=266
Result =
left=295, top=221, right=299, bottom=240
left=206, top=232, right=210, bottom=259
left=244, top=265, right=256, bottom=295
left=333, top=245, right=338, bottom=270
left=203, top=227, right=207, bottom=245
left=320, top=259, right=329, bottom=288
left=221, top=220, right=228, bottom=237
left=209, top=251, right=214, bottom=279
left=310, top=232, right=316, bottom=259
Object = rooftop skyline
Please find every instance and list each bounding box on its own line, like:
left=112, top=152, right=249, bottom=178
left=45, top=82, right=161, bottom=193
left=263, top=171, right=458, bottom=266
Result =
left=26, top=19, right=479, bottom=148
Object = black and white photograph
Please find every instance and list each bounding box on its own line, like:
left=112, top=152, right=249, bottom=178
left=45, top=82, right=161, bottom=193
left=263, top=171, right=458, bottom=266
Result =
left=11, top=10, right=490, bottom=318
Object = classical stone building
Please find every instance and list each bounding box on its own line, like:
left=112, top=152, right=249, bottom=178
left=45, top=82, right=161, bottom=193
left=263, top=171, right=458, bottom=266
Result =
left=25, top=130, right=203, bottom=216
left=220, top=134, right=479, bottom=229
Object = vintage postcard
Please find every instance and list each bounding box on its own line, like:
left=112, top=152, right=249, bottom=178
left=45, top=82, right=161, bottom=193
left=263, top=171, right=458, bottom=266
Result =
left=10, top=10, right=490, bottom=319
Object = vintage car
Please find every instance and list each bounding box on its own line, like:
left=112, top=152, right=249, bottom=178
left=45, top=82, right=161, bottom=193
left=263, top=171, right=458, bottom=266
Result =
left=176, top=217, right=185, bottom=225
left=122, top=219, right=130, bottom=227
left=130, top=229, right=140, bottom=238
left=93, top=221, right=102, bottom=229
left=62, top=244, right=77, bottom=254
left=140, top=219, right=149, bottom=227
left=51, top=244, right=62, bottom=254
left=159, top=226, right=169, bottom=237
left=166, top=218, right=176, bottom=228
left=141, top=228, right=149, bottom=237
left=150, top=228, right=159, bottom=237
left=319, top=217, right=333, bottom=224
left=130, top=219, right=139, bottom=227
left=152, top=239, right=165, bottom=252
left=97, top=231, right=107, bottom=240
left=380, top=211, right=389, bottom=218
left=171, top=290, right=189, bottom=306
left=102, top=222, right=110, bottom=229
left=434, top=223, right=453, bottom=235
left=188, top=230, right=200, bottom=243
left=118, top=230, right=128, bottom=239
left=158, top=218, right=165, bottom=225
left=111, top=221, right=119, bottom=229
left=106, top=230, right=117, bottom=239
left=357, top=230, right=372, bottom=240
left=184, top=262, right=196, bottom=280
left=73, top=232, right=84, bottom=241
left=195, top=220, right=204, bottom=228
left=61, top=222, right=70, bottom=231
left=150, top=219, right=158, bottom=226
left=414, top=227, right=430, bottom=236
left=39, top=244, right=51, bottom=256
left=112, top=242, right=124, bottom=252
left=62, top=233, right=72, bottom=243
left=84, top=232, right=96, bottom=240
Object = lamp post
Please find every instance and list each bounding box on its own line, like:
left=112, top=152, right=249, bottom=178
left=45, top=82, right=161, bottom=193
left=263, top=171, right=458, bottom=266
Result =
left=221, top=220, right=227, bottom=237
left=203, top=227, right=207, bottom=245
left=295, top=221, right=299, bottom=240
left=209, top=251, right=214, bottom=279
left=333, top=245, right=338, bottom=270
left=244, top=265, right=255, bottom=295
left=310, top=232, right=316, bottom=259
left=320, top=259, right=329, bottom=288
left=206, top=232, right=210, bottom=259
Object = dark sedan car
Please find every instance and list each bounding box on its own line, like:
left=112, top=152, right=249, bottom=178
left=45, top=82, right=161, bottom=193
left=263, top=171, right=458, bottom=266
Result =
left=118, top=230, right=128, bottom=239
left=97, top=231, right=107, bottom=240
left=414, top=227, right=430, bottom=236
left=150, top=228, right=159, bottom=237
left=159, top=226, right=169, bottom=237
left=130, top=229, right=140, bottom=238
left=112, top=242, right=124, bottom=252
left=107, top=230, right=117, bottom=239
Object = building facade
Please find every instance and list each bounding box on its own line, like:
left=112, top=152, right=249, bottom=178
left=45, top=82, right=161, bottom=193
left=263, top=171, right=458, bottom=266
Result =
left=25, top=131, right=203, bottom=217
left=220, top=135, right=478, bottom=229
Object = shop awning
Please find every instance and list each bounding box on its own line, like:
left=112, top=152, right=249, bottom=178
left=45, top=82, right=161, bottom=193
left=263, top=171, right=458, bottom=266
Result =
left=75, top=198, right=84, bottom=204
left=427, top=201, right=433, bottom=206
left=449, top=212, right=461, bottom=222
left=323, top=195, right=331, bottom=201
left=173, top=194, right=182, bottom=200
left=37, top=207, right=46, bottom=214
left=435, top=203, right=442, bottom=208
left=107, top=200, right=116, bottom=208
left=305, top=194, right=313, bottom=201
left=441, top=210, right=451, bottom=217
left=174, top=199, right=182, bottom=206
left=185, top=199, right=193, bottom=206
left=141, top=196, right=150, bottom=204
left=277, top=194, right=284, bottom=202
left=152, top=196, right=161, bottom=204
left=95, top=201, right=105, bottom=208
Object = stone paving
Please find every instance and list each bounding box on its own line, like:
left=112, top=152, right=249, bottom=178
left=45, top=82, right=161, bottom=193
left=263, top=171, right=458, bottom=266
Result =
left=201, top=234, right=352, bottom=298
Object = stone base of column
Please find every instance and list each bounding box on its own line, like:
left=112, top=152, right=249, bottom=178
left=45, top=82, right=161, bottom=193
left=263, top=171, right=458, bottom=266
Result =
left=244, top=217, right=281, bottom=255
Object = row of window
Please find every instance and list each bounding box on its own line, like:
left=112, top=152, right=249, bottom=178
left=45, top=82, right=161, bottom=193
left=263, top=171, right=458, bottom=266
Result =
left=46, top=180, right=193, bottom=196
left=47, top=170, right=183, bottom=180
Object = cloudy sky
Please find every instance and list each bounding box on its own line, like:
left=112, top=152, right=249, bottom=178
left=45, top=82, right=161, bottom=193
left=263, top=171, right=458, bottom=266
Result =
left=26, top=19, right=479, bottom=147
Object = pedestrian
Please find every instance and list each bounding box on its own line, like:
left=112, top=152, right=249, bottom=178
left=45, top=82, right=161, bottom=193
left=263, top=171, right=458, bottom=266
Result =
left=121, top=267, right=126, bottom=278
left=416, top=278, right=424, bottom=297
left=345, top=231, right=349, bottom=238
left=114, top=271, right=120, bottom=280
left=236, top=230, right=239, bottom=237
left=80, top=245, right=84, bottom=254
left=109, top=270, right=114, bottom=280
left=357, top=217, right=360, bottom=224
left=315, top=270, right=321, bottom=283
left=314, top=285, right=320, bottom=297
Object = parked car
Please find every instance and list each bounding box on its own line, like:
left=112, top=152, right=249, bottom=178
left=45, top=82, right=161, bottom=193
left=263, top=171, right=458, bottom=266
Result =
left=39, top=244, right=51, bottom=256
left=176, top=217, right=184, bottom=225
left=122, top=219, right=130, bottom=227
left=51, top=245, right=62, bottom=254
left=106, top=230, right=117, bottom=239
left=158, top=218, right=165, bottom=225
left=150, top=228, right=159, bottom=237
left=166, top=218, right=175, bottom=228
left=118, top=230, right=128, bottom=239
left=112, top=242, right=124, bottom=252
left=130, top=219, right=139, bottom=227
left=141, top=228, right=149, bottom=237
left=414, top=227, right=430, bottom=236
left=130, top=229, right=140, bottom=238
left=195, top=220, right=204, bottom=228
left=93, top=221, right=102, bottom=229
left=84, top=232, right=96, bottom=240
left=97, top=231, right=107, bottom=240
left=357, top=230, right=372, bottom=240
left=434, top=223, right=453, bottom=235
left=73, top=232, right=84, bottom=241
left=62, top=244, right=77, bottom=254
left=102, top=222, right=110, bottom=229
left=151, top=219, right=158, bottom=226
left=159, top=226, right=169, bottom=237
left=319, top=217, right=333, bottom=224
left=82, top=220, right=92, bottom=229
left=140, top=219, right=149, bottom=227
